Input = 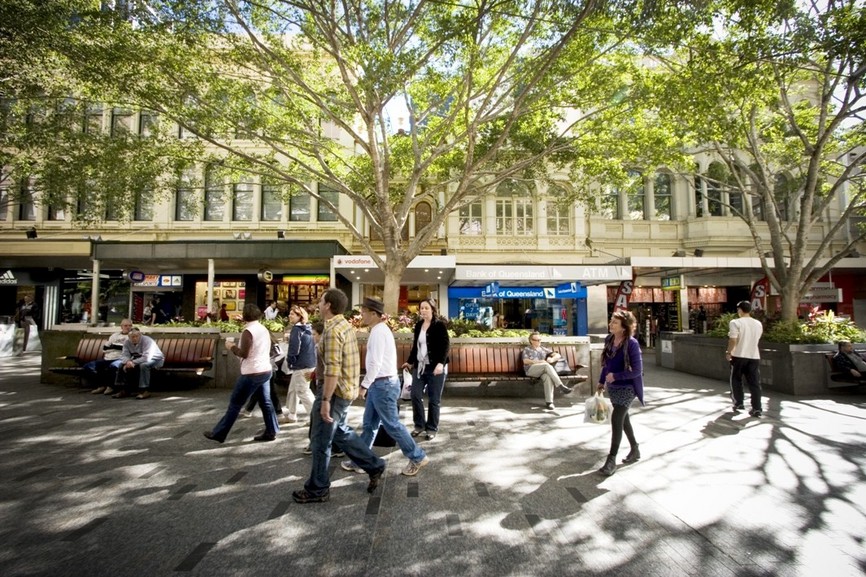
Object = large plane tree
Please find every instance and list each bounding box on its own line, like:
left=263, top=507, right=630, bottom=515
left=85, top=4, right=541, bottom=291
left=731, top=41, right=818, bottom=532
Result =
left=30, top=0, right=676, bottom=312
left=653, top=0, right=866, bottom=321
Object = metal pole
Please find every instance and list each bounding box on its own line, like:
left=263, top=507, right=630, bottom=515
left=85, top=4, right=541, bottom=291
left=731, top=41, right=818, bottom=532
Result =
left=91, top=259, right=100, bottom=327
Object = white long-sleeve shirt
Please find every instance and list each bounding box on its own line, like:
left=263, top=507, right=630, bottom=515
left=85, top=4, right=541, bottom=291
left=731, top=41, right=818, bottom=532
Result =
left=361, top=321, right=397, bottom=389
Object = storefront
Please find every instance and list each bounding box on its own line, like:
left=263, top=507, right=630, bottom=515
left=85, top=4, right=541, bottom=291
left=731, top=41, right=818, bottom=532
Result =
left=451, top=264, right=633, bottom=336
left=331, top=255, right=457, bottom=315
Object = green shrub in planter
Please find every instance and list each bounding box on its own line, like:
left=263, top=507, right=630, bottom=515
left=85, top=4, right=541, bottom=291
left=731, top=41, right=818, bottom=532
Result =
left=707, top=313, right=738, bottom=338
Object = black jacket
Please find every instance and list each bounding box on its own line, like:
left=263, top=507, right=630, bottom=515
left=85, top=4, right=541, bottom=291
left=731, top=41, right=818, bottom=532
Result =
left=407, top=318, right=450, bottom=369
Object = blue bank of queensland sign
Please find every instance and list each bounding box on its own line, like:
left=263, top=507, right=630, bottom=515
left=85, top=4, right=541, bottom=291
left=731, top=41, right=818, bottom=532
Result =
left=451, top=284, right=587, bottom=299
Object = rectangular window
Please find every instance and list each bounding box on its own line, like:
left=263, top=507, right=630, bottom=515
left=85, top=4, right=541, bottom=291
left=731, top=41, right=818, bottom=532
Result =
left=546, top=203, right=570, bottom=235
left=626, top=171, right=644, bottom=220
left=204, top=168, right=224, bottom=222
left=111, top=107, right=133, bottom=136
left=48, top=202, right=66, bottom=221
left=514, top=198, right=533, bottom=235
left=459, top=202, right=482, bottom=235
left=0, top=187, right=8, bottom=221
left=18, top=179, right=36, bottom=221
left=134, top=190, right=153, bottom=221
left=707, top=182, right=723, bottom=216
left=175, top=172, right=195, bottom=221
left=495, top=199, right=512, bottom=235
left=654, top=173, right=672, bottom=221
left=139, top=110, right=158, bottom=137
left=600, top=189, right=618, bottom=219
left=317, top=185, right=338, bottom=222
left=261, top=182, right=283, bottom=221
left=104, top=197, right=120, bottom=221
left=84, top=104, right=103, bottom=134
left=289, top=190, right=311, bottom=222
left=232, top=180, right=254, bottom=221
left=694, top=175, right=704, bottom=218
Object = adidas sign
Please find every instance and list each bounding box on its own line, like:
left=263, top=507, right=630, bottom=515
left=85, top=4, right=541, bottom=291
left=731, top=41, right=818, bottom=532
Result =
left=0, top=270, right=18, bottom=285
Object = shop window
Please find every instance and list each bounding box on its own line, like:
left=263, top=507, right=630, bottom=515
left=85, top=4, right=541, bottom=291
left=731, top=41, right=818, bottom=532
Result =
left=289, top=189, right=310, bottom=222
left=496, top=180, right=533, bottom=235
left=317, top=185, right=339, bottom=222
left=459, top=201, right=482, bottom=235
left=232, top=180, right=254, bottom=221
left=654, top=171, right=672, bottom=220
left=204, top=166, right=224, bottom=221
left=261, top=181, right=282, bottom=221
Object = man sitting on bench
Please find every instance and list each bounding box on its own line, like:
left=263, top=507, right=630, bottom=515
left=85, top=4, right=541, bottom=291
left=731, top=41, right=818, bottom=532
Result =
left=110, top=328, right=165, bottom=399
left=833, top=341, right=866, bottom=384
left=88, top=319, right=133, bottom=395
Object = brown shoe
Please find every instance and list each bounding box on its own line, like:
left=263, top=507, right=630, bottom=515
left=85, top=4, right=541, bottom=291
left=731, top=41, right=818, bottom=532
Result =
left=112, top=390, right=130, bottom=398
left=103, top=387, right=115, bottom=396
left=136, top=391, right=151, bottom=400
left=90, top=386, right=106, bottom=395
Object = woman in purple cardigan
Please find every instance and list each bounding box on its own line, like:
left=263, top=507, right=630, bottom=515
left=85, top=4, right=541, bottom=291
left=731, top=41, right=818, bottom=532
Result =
left=597, top=309, right=645, bottom=476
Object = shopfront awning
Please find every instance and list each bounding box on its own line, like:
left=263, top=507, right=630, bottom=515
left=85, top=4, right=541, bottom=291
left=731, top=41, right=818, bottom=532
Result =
left=332, top=254, right=457, bottom=285
left=453, top=264, right=633, bottom=286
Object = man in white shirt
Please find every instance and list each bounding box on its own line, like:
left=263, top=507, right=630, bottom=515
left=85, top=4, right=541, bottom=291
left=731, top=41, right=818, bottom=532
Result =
left=726, top=301, right=764, bottom=417
left=264, top=301, right=279, bottom=321
left=342, top=297, right=429, bottom=477
left=87, top=319, right=133, bottom=394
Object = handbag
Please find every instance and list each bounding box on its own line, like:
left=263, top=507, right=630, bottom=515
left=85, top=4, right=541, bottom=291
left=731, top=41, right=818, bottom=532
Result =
left=584, top=391, right=612, bottom=424
left=400, top=368, right=413, bottom=401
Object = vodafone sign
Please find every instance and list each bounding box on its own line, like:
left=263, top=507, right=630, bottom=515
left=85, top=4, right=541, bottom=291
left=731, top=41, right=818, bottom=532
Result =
left=334, top=256, right=377, bottom=268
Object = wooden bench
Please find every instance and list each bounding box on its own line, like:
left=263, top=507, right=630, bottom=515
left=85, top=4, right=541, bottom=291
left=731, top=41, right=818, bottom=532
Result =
left=824, top=352, right=866, bottom=387
left=50, top=335, right=218, bottom=386
left=358, top=341, right=588, bottom=394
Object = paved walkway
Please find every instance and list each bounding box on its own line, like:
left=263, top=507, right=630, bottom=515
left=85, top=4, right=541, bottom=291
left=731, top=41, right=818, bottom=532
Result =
left=1, top=351, right=865, bottom=577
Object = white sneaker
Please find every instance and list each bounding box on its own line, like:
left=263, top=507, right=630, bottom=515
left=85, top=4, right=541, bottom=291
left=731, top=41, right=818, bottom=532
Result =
left=402, top=456, right=430, bottom=477
left=240, top=409, right=253, bottom=418
left=340, top=460, right=364, bottom=474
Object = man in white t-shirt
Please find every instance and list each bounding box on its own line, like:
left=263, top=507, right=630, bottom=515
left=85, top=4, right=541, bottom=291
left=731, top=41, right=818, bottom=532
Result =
left=264, top=301, right=279, bottom=320
left=726, top=301, right=764, bottom=417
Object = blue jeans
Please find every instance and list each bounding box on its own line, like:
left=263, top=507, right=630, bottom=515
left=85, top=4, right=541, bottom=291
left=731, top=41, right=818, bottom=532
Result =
left=210, top=371, right=278, bottom=442
left=362, top=376, right=426, bottom=461
left=304, top=393, right=386, bottom=497
left=411, top=368, right=447, bottom=432
left=84, top=359, right=123, bottom=386
left=115, top=359, right=164, bottom=391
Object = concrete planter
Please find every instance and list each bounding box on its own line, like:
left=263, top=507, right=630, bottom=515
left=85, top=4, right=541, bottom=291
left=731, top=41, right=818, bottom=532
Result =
left=657, top=332, right=839, bottom=396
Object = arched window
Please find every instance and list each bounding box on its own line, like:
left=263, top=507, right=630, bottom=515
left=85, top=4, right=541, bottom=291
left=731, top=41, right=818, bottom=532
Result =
left=414, top=201, right=432, bottom=239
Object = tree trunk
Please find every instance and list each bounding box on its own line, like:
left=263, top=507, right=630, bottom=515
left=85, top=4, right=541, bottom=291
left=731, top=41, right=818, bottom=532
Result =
left=381, top=261, right=406, bottom=316
left=778, top=282, right=802, bottom=322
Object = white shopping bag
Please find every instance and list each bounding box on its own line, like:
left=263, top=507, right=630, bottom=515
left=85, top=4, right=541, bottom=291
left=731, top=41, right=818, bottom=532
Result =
left=400, top=368, right=413, bottom=401
left=584, top=392, right=613, bottom=424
